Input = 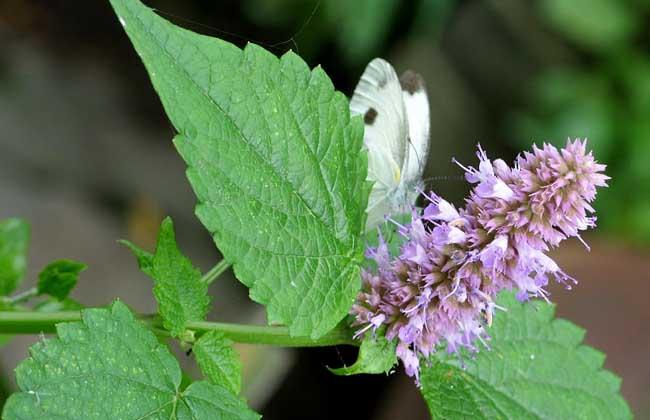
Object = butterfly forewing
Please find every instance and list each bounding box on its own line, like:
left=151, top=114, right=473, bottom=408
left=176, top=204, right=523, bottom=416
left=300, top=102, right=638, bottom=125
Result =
left=351, top=58, right=409, bottom=186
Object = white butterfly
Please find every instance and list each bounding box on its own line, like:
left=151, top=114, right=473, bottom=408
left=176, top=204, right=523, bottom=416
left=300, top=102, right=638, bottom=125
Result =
left=350, top=58, right=431, bottom=231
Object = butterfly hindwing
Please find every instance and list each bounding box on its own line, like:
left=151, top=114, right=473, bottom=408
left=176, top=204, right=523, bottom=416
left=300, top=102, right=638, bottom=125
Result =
left=400, top=70, right=430, bottom=186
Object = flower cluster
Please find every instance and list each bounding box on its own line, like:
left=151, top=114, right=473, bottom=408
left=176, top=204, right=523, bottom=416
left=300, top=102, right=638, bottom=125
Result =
left=351, top=139, right=608, bottom=383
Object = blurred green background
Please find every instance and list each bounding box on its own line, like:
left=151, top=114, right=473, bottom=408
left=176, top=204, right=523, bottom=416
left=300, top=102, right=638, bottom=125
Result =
left=1, top=0, right=648, bottom=418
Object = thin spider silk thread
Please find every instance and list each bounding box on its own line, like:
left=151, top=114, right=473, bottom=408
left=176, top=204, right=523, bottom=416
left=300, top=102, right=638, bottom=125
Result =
left=153, top=0, right=321, bottom=55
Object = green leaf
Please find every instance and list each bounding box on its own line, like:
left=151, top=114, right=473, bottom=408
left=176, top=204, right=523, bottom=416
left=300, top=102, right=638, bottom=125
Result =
left=119, top=239, right=154, bottom=277
left=110, top=0, right=369, bottom=338
left=0, top=218, right=30, bottom=295
left=2, top=301, right=259, bottom=420
left=420, top=292, right=632, bottom=420
left=193, top=331, right=242, bottom=395
left=329, top=328, right=397, bottom=376
left=37, top=259, right=86, bottom=300
left=124, top=217, right=210, bottom=337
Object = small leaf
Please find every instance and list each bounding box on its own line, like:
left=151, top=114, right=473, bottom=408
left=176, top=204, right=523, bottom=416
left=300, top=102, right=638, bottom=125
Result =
left=330, top=328, right=397, bottom=376
left=420, top=292, right=632, bottom=419
left=124, top=217, right=210, bottom=337
left=193, top=331, right=242, bottom=394
left=37, top=259, right=87, bottom=300
left=119, top=239, right=154, bottom=277
left=110, top=0, right=370, bottom=338
left=2, top=301, right=259, bottom=420
left=0, top=218, right=30, bottom=295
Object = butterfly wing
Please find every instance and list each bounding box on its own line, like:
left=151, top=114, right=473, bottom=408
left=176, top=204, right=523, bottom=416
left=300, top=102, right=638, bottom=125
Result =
left=399, top=70, right=430, bottom=186
left=350, top=58, right=409, bottom=230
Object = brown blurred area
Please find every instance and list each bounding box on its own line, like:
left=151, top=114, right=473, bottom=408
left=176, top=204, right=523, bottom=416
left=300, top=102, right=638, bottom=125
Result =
left=1, top=1, right=649, bottom=418
left=551, top=237, right=650, bottom=416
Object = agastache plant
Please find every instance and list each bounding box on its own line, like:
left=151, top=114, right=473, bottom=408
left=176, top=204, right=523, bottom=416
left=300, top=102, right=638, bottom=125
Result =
left=0, top=1, right=632, bottom=419
left=352, top=139, right=609, bottom=382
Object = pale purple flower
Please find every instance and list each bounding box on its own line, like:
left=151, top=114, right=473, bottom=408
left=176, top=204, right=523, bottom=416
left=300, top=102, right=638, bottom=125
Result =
left=422, top=192, right=460, bottom=222
left=479, top=235, right=508, bottom=272
left=397, top=342, right=420, bottom=381
left=454, top=145, right=514, bottom=201
left=432, top=224, right=466, bottom=246
left=351, top=138, right=607, bottom=383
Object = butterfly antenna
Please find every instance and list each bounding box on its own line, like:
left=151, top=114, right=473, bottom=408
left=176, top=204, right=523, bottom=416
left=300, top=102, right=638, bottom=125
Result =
left=422, top=175, right=466, bottom=183
left=420, top=175, right=466, bottom=192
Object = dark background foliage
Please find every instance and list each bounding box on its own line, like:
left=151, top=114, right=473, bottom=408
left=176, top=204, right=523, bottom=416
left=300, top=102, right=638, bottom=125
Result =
left=1, top=1, right=648, bottom=417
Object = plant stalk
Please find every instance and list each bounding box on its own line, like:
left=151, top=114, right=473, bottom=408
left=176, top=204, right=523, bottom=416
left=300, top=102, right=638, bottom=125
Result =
left=0, top=310, right=357, bottom=347
left=200, top=259, right=231, bottom=285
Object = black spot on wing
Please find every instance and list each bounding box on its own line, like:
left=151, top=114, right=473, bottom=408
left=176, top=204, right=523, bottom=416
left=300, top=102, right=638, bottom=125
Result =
left=400, top=70, right=424, bottom=95
left=364, top=108, right=378, bottom=125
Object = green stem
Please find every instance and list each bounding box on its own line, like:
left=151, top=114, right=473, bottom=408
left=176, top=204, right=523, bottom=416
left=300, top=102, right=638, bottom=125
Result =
left=0, top=311, right=357, bottom=347
left=200, top=259, right=230, bottom=285
left=184, top=320, right=356, bottom=347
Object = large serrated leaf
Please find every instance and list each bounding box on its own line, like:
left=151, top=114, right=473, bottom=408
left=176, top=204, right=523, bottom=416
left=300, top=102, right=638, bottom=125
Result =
left=2, top=301, right=259, bottom=420
left=109, top=0, right=369, bottom=338
left=421, top=292, right=632, bottom=419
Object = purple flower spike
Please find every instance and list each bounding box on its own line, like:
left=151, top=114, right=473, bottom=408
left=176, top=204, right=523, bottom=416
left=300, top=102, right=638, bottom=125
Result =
left=351, top=139, right=608, bottom=383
